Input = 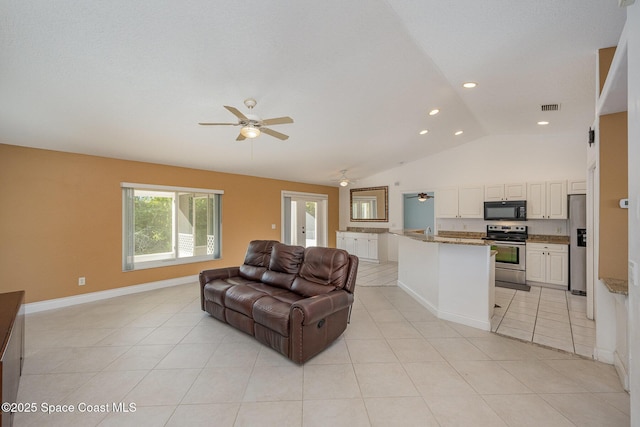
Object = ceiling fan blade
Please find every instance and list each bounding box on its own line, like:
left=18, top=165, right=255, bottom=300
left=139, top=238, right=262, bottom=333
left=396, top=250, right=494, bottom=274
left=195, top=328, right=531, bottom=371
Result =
left=262, top=116, right=294, bottom=126
left=236, top=133, right=246, bottom=141
left=224, top=105, right=248, bottom=121
left=261, top=127, right=289, bottom=140
left=198, top=122, right=238, bottom=126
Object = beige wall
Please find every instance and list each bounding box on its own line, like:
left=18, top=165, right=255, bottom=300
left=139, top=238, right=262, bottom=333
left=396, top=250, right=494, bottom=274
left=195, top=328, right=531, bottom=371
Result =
left=599, top=46, right=616, bottom=96
left=0, top=144, right=339, bottom=303
left=599, top=112, right=628, bottom=280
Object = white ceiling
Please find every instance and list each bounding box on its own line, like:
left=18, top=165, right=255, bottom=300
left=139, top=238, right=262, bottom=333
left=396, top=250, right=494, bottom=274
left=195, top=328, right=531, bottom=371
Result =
left=0, top=1, right=626, bottom=186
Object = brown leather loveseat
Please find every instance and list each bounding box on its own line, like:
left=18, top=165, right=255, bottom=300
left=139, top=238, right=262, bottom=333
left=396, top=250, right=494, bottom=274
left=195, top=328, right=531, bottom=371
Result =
left=199, top=240, right=359, bottom=363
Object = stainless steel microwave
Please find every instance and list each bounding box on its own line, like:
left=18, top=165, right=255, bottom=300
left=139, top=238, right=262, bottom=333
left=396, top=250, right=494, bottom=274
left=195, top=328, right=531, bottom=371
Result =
left=484, top=200, right=527, bottom=221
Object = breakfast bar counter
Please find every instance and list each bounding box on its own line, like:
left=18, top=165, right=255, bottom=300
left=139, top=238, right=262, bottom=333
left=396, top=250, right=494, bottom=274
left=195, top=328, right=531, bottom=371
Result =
left=391, top=232, right=496, bottom=331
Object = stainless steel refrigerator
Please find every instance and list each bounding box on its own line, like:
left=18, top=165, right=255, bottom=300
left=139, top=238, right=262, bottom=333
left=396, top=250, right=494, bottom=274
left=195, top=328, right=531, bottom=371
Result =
left=569, top=194, right=587, bottom=295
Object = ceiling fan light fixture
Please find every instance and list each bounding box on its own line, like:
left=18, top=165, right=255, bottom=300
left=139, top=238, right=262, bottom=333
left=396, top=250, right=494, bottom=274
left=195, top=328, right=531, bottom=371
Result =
left=419, top=129, right=429, bottom=135
left=418, top=195, right=427, bottom=202
left=240, top=125, right=261, bottom=138
left=339, top=179, right=349, bottom=187
left=429, top=109, right=440, bottom=116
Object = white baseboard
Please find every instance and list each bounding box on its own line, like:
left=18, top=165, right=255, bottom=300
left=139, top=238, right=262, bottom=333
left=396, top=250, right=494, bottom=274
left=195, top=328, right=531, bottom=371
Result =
left=397, top=280, right=438, bottom=317
left=25, top=275, right=199, bottom=314
left=438, top=310, right=491, bottom=332
left=594, top=346, right=615, bottom=364
left=613, top=350, right=630, bottom=391
left=398, top=280, right=490, bottom=331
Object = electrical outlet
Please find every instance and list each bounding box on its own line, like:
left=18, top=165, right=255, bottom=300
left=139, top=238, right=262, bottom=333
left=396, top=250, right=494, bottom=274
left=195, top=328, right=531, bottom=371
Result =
left=78, top=277, right=86, bottom=286
left=556, top=227, right=562, bottom=234
left=463, top=224, right=467, bottom=230
left=271, top=224, right=276, bottom=230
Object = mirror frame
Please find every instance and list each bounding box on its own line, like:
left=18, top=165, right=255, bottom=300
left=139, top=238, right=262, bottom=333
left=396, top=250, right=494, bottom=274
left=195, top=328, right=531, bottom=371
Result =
left=350, top=186, right=389, bottom=222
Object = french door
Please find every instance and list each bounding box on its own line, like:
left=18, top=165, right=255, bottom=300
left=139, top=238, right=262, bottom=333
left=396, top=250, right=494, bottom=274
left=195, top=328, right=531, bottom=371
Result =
left=282, top=191, right=328, bottom=247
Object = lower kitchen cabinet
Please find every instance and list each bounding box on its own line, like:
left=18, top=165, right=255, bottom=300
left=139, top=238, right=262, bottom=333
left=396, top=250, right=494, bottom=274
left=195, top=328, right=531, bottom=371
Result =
left=526, top=243, right=568, bottom=288
left=336, top=232, right=386, bottom=263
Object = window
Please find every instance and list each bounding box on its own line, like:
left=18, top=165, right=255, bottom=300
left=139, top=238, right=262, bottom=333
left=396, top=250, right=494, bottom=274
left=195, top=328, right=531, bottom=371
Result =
left=122, top=183, right=222, bottom=270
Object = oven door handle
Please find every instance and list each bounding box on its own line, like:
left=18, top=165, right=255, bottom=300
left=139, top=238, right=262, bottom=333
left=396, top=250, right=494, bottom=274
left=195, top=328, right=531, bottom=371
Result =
left=491, top=241, right=526, bottom=246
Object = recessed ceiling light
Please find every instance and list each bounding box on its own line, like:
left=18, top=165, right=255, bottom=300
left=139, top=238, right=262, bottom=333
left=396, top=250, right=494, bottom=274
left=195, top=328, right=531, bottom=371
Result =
left=419, top=129, right=429, bottom=135
left=429, top=109, right=440, bottom=116
left=537, top=121, right=550, bottom=125
left=462, top=82, right=478, bottom=89
left=454, top=130, right=464, bottom=136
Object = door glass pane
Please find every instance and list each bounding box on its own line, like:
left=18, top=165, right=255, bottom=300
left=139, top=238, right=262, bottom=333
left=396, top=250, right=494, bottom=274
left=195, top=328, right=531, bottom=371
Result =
left=305, top=201, right=317, bottom=247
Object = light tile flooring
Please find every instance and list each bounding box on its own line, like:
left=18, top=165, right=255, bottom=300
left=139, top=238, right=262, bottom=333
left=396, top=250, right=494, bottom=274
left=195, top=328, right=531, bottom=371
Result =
left=356, top=261, right=399, bottom=287
left=13, top=264, right=628, bottom=426
left=493, top=286, right=596, bottom=357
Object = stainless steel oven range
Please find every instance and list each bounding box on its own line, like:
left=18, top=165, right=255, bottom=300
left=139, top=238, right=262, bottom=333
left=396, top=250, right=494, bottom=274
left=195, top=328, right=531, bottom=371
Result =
left=483, top=225, right=529, bottom=291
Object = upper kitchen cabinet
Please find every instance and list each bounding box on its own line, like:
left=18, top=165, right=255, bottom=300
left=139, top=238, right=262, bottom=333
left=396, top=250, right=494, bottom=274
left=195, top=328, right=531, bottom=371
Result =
left=568, top=180, right=587, bottom=194
left=485, top=183, right=527, bottom=201
left=527, top=180, right=567, bottom=219
left=436, top=186, right=484, bottom=218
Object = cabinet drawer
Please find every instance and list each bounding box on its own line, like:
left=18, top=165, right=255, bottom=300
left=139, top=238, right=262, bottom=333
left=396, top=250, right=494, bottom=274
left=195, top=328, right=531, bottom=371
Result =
left=527, top=243, right=568, bottom=252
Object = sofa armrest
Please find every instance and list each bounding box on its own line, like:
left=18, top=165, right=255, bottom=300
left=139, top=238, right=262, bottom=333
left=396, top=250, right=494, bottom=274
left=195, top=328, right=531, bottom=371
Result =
left=291, top=291, right=354, bottom=326
left=199, top=267, right=240, bottom=310
left=199, top=267, right=240, bottom=286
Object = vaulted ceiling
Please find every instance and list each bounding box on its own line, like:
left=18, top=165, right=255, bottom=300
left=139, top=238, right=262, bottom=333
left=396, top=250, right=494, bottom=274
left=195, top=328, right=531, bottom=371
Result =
left=0, top=1, right=626, bottom=185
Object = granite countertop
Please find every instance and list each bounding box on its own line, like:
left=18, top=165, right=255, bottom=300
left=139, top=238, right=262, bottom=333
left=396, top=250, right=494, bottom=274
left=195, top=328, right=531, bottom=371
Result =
left=338, top=227, right=389, bottom=234
left=388, top=229, right=570, bottom=247
left=601, top=277, right=628, bottom=295
left=389, top=230, right=490, bottom=246
left=527, top=234, right=570, bottom=245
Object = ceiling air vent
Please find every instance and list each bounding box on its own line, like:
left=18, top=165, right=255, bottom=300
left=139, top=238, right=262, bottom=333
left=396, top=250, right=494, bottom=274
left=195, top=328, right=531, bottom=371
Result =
left=541, top=104, right=560, bottom=112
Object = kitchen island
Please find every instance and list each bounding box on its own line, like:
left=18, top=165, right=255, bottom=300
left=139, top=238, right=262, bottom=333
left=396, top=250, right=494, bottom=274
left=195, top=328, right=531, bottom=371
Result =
left=393, top=231, right=496, bottom=331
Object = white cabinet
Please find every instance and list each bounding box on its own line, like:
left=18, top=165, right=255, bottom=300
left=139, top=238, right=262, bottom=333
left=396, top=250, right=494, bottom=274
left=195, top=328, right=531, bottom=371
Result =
left=526, top=243, right=568, bottom=288
left=527, top=180, right=567, bottom=219
left=568, top=180, right=586, bottom=194
left=336, top=232, right=386, bottom=263
left=436, top=186, right=484, bottom=218
left=436, top=187, right=459, bottom=218
left=485, top=183, right=526, bottom=201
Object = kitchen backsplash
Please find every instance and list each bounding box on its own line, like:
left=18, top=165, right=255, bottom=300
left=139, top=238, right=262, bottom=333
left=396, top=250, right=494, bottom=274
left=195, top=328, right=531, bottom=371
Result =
left=437, top=218, right=568, bottom=235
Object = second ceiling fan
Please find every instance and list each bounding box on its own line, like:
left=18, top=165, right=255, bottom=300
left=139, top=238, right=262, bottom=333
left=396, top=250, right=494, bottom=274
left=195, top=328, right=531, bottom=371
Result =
left=407, top=193, right=434, bottom=202
left=199, top=98, right=294, bottom=141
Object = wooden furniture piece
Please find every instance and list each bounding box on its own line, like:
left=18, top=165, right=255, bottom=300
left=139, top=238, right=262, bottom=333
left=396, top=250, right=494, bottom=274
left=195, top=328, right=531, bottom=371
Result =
left=0, top=291, right=25, bottom=427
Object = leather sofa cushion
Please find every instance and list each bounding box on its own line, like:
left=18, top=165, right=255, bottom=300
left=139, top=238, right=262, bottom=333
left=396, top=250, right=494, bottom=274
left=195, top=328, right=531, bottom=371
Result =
left=239, top=264, right=267, bottom=281
left=291, top=276, right=336, bottom=298
left=261, top=244, right=304, bottom=290
left=244, top=240, right=277, bottom=267
left=203, top=280, right=234, bottom=306
left=225, top=284, right=270, bottom=317
left=253, top=296, right=296, bottom=336
left=239, top=240, right=277, bottom=281
left=269, top=243, right=304, bottom=274
left=298, top=247, right=350, bottom=289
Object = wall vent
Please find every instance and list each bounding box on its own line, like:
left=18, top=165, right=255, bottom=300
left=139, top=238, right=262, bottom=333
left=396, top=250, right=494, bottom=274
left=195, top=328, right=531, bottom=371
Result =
left=541, top=104, right=560, bottom=112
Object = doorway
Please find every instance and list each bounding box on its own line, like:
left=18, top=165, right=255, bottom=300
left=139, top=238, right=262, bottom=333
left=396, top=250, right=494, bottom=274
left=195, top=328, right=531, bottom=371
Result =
left=282, top=191, right=328, bottom=247
left=403, top=192, right=435, bottom=233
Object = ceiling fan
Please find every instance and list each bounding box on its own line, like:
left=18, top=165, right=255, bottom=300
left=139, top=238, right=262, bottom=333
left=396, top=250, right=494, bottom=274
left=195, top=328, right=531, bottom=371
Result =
left=407, top=192, right=434, bottom=202
left=199, top=98, right=293, bottom=141
left=332, top=170, right=356, bottom=187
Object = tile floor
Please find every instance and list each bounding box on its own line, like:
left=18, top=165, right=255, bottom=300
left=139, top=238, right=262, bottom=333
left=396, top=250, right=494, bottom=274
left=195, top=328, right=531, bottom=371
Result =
left=492, top=286, right=596, bottom=358
left=356, top=261, right=399, bottom=287
left=13, top=263, right=628, bottom=426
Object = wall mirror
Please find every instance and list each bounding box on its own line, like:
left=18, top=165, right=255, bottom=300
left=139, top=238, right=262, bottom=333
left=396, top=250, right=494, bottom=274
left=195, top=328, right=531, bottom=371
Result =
left=350, top=186, right=388, bottom=222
